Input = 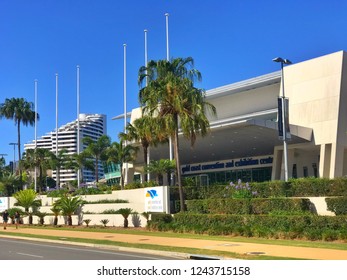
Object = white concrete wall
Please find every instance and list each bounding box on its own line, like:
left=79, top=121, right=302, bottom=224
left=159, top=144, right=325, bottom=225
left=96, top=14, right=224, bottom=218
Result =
left=7, top=187, right=168, bottom=227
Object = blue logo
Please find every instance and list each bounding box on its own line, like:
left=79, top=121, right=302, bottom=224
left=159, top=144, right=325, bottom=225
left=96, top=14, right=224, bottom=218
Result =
left=146, top=190, right=158, bottom=199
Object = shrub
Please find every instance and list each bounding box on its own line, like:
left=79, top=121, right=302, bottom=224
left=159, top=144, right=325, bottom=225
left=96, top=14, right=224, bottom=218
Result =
left=326, top=197, right=347, bottom=215
left=100, top=219, right=109, bottom=227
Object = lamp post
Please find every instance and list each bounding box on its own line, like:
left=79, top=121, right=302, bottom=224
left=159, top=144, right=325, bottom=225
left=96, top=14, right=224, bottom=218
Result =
left=273, top=57, right=292, bottom=182
left=9, top=143, right=18, bottom=174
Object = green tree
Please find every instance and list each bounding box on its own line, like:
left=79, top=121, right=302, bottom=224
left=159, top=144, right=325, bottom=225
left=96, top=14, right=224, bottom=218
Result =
left=120, top=116, right=168, bottom=182
left=49, top=148, right=71, bottom=188
left=138, top=57, right=216, bottom=211
left=82, top=135, right=111, bottom=183
left=145, top=159, right=175, bottom=186
left=50, top=204, right=61, bottom=226
left=0, top=97, right=39, bottom=189
left=106, top=140, right=138, bottom=190
left=0, top=172, right=19, bottom=196
left=20, top=148, right=54, bottom=193
left=13, top=189, right=41, bottom=224
left=54, top=195, right=84, bottom=226
left=115, top=208, right=133, bottom=228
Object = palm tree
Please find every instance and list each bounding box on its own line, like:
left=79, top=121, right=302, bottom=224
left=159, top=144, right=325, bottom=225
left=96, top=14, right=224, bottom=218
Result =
left=115, top=208, right=133, bottom=228
left=0, top=172, right=19, bottom=196
left=54, top=195, right=84, bottom=226
left=106, top=140, right=138, bottom=190
left=145, top=159, right=175, bottom=186
left=13, top=189, right=41, bottom=224
left=49, top=148, right=71, bottom=188
left=50, top=204, right=61, bottom=226
left=138, top=57, right=217, bottom=211
left=64, top=152, right=94, bottom=186
left=82, top=135, right=111, bottom=183
left=20, top=148, right=54, bottom=193
left=0, top=97, right=38, bottom=189
left=120, top=116, right=168, bottom=182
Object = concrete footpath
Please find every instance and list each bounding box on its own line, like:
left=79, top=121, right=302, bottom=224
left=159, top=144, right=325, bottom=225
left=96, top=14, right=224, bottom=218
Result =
left=1, top=226, right=347, bottom=260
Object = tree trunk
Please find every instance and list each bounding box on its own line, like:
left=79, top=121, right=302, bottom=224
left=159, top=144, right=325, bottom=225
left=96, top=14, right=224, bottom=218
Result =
left=17, top=120, right=23, bottom=189
left=143, top=145, right=148, bottom=182
left=173, top=117, right=185, bottom=212
left=95, top=157, right=99, bottom=182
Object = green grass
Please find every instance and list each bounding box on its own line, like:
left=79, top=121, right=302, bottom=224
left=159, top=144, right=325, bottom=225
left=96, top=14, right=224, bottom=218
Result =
left=20, top=225, right=347, bottom=251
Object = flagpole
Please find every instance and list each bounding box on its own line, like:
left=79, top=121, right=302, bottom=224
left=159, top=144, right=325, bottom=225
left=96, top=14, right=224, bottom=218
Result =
left=144, top=29, right=151, bottom=182
left=165, top=12, right=174, bottom=185
left=34, top=79, right=38, bottom=192
left=55, top=73, right=59, bottom=188
left=77, top=65, right=81, bottom=187
left=123, top=43, right=128, bottom=186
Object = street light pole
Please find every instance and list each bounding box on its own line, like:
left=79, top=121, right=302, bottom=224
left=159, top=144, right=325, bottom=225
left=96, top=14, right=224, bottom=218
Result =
left=273, top=57, right=292, bottom=182
left=9, top=143, right=18, bottom=174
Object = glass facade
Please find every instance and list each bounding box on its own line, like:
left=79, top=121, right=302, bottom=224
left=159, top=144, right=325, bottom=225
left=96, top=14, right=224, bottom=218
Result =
left=184, top=167, right=272, bottom=185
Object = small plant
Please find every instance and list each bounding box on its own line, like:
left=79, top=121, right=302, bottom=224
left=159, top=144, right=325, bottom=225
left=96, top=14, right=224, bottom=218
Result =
left=35, top=212, right=48, bottom=225
left=141, top=212, right=150, bottom=222
left=225, top=179, right=257, bottom=199
left=100, top=219, right=109, bottom=227
left=116, top=208, right=133, bottom=228
left=132, top=212, right=141, bottom=227
left=83, top=219, right=92, bottom=227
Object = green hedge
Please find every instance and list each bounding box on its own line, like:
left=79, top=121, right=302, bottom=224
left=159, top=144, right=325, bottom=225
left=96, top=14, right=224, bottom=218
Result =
left=147, top=213, right=347, bottom=241
left=326, top=197, right=347, bottom=215
left=171, top=178, right=347, bottom=202
left=186, top=198, right=313, bottom=215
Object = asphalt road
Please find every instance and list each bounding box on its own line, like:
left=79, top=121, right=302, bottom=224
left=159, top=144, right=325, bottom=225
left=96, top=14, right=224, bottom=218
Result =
left=0, top=237, right=181, bottom=260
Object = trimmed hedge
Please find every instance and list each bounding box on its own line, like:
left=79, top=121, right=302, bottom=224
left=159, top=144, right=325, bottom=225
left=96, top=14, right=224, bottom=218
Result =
left=147, top=213, right=347, bottom=241
left=326, top=197, right=347, bottom=215
left=186, top=198, right=313, bottom=215
left=170, top=178, right=347, bottom=203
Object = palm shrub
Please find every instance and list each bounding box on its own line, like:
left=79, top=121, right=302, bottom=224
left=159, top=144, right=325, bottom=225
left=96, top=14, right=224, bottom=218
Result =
left=100, top=219, right=109, bottom=227
left=13, top=189, right=41, bottom=224
left=116, top=208, right=133, bottom=228
left=50, top=205, right=61, bottom=226
left=36, top=211, right=47, bottom=225
left=83, top=219, right=91, bottom=227
left=54, top=195, right=84, bottom=226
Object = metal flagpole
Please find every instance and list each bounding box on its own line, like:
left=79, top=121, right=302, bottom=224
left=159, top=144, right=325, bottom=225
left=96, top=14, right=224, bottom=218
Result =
left=55, top=73, right=59, bottom=187
left=77, top=65, right=81, bottom=187
left=166, top=12, right=174, bottom=185
left=34, top=79, right=38, bottom=192
left=144, top=29, right=151, bottom=182
left=123, top=43, right=128, bottom=186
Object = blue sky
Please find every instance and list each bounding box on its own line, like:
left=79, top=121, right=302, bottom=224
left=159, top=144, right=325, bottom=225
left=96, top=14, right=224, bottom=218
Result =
left=1, top=0, right=347, bottom=164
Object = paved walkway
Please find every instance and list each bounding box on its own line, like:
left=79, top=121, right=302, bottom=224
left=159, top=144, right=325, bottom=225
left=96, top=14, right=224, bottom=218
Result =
left=1, top=226, right=347, bottom=260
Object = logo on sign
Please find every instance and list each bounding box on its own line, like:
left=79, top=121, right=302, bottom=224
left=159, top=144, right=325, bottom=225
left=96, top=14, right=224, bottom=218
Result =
left=146, top=189, right=158, bottom=199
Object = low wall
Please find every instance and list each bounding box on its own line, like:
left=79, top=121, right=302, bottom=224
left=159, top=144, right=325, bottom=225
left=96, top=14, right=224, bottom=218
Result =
left=5, top=186, right=168, bottom=227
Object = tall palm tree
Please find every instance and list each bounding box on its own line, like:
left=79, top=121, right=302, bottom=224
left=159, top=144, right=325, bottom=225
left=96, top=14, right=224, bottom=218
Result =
left=20, top=148, right=54, bottom=193
left=0, top=97, right=38, bottom=189
left=82, top=135, right=111, bottom=183
left=54, top=195, right=84, bottom=226
left=13, top=189, right=41, bottom=224
left=119, top=116, right=168, bottom=182
left=138, top=57, right=217, bottom=211
left=106, top=139, right=138, bottom=190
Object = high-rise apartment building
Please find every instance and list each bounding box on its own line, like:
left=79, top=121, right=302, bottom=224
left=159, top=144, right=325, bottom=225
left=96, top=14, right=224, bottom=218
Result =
left=24, top=113, right=107, bottom=186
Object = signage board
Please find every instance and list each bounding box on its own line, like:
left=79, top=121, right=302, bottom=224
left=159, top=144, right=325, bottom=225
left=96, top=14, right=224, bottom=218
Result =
left=144, top=187, right=169, bottom=213
left=0, top=197, right=9, bottom=212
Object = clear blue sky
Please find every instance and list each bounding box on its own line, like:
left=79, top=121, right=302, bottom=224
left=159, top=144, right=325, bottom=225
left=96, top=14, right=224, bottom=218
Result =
left=1, top=0, right=346, bottom=164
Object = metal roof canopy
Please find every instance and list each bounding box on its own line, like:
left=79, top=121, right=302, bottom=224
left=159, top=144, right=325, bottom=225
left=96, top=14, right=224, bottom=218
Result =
left=133, top=118, right=313, bottom=167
